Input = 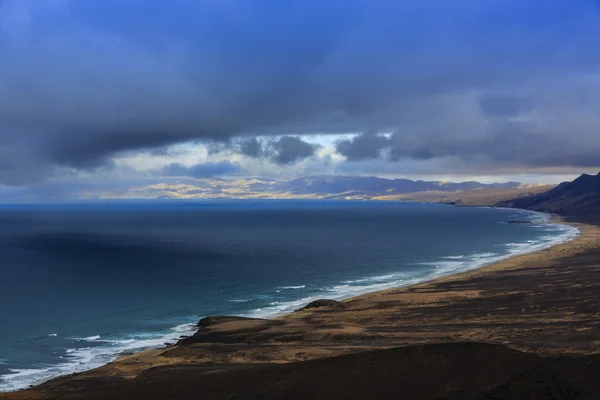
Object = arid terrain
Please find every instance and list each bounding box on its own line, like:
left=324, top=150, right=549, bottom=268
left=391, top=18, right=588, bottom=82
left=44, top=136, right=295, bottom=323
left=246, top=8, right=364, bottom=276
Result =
left=372, top=185, right=554, bottom=206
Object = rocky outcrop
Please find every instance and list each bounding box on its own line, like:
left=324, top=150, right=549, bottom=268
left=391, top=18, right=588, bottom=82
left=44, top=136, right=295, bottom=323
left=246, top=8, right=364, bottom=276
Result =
left=298, top=299, right=346, bottom=311
left=197, top=316, right=260, bottom=328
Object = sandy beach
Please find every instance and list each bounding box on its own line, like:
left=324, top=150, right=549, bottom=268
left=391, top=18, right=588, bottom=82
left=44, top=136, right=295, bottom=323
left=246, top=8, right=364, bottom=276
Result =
left=6, top=215, right=600, bottom=399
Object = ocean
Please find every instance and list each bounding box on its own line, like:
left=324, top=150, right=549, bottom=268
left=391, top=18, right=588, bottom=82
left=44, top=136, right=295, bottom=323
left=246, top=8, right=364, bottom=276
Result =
left=0, top=200, right=578, bottom=392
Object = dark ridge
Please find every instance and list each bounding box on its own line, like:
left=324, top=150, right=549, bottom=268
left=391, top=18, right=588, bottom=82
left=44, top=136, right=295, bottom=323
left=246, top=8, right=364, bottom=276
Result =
left=498, top=171, right=600, bottom=216
left=177, top=318, right=285, bottom=346
left=28, top=343, right=600, bottom=399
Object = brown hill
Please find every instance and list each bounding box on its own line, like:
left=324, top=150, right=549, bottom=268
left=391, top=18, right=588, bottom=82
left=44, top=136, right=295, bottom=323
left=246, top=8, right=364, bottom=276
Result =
left=17, top=343, right=600, bottom=400
left=373, top=185, right=554, bottom=206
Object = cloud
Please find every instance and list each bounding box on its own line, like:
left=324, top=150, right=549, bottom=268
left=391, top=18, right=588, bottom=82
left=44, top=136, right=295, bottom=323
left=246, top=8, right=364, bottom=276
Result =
left=265, top=136, right=319, bottom=165
left=225, top=136, right=318, bottom=165
left=335, top=132, right=389, bottom=161
left=1, top=0, right=600, bottom=183
left=478, top=95, right=533, bottom=117
left=237, top=137, right=264, bottom=158
left=159, top=161, right=242, bottom=178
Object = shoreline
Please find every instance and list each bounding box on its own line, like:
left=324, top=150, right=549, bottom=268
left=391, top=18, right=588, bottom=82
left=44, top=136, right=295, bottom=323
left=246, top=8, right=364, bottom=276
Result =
left=4, top=211, right=600, bottom=397
left=246, top=210, right=579, bottom=320
left=331, top=213, right=580, bottom=306
left=339, top=213, right=581, bottom=302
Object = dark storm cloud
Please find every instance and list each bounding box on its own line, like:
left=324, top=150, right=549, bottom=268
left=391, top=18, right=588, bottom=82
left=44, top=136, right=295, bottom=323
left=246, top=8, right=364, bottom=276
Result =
left=265, top=136, right=319, bottom=165
left=1, top=0, right=600, bottom=183
left=335, top=133, right=390, bottom=161
left=335, top=119, right=596, bottom=169
left=160, top=161, right=242, bottom=178
left=238, top=137, right=264, bottom=158
left=226, top=136, right=318, bottom=165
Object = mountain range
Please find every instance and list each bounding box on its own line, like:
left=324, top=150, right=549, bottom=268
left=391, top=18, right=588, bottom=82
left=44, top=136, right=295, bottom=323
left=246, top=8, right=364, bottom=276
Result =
left=80, top=176, right=539, bottom=200
left=100, top=172, right=599, bottom=217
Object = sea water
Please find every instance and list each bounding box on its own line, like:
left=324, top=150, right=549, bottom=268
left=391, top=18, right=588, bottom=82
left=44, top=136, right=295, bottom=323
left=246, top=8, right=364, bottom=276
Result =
left=0, top=200, right=578, bottom=391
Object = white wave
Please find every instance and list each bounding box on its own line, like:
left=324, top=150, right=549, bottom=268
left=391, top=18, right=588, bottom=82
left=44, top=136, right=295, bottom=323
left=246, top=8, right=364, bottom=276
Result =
left=343, top=274, right=395, bottom=284
left=275, top=285, right=306, bottom=293
left=326, top=279, right=410, bottom=297
left=74, top=335, right=103, bottom=342
left=47, top=334, right=58, bottom=337
left=229, top=298, right=254, bottom=303
left=0, top=323, right=196, bottom=393
left=246, top=276, right=423, bottom=319
left=369, top=274, right=395, bottom=281
left=342, top=277, right=370, bottom=283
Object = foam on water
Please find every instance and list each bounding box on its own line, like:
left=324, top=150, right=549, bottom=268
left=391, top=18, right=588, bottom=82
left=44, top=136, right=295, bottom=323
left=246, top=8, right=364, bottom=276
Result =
left=74, top=335, right=102, bottom=342
left=274, top=285, right=306, bottom=292
left=0, top=323, right=196, bottom=392
left=343, top=274, right=396, bottom=284
left=0, top=210, right=580, bottom=393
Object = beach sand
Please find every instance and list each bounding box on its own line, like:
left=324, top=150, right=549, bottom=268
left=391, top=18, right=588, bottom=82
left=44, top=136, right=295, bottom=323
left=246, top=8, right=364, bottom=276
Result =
left=6, top=216, right=600, bottom=399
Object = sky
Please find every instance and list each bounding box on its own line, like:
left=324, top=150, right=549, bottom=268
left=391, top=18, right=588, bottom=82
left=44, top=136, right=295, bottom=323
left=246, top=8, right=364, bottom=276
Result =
left=1, top=0, right=600, bottom=194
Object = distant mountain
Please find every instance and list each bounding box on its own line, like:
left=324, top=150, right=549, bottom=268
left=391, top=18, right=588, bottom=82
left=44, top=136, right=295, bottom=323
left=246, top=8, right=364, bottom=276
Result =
left=498, top=172, right=600, bottom=216
left=267, top=176, right=523, bottom=196
left=81, top=175, right=529, bottom=200
left=375, top=186, right=554, bottom=207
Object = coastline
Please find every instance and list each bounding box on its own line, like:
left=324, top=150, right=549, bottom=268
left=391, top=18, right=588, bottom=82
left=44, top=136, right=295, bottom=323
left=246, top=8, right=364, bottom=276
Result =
left=346, top=214, right=584, bottom=301
left=5, top=212, right=600, bottom=398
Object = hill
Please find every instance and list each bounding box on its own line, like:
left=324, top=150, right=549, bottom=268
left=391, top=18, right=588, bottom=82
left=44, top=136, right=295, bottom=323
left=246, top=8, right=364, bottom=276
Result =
left=498, top=172, right=600, bottom=216
left=82, top=176, right=531, bottom=200
left=373, top=185, right=554, bottom=206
